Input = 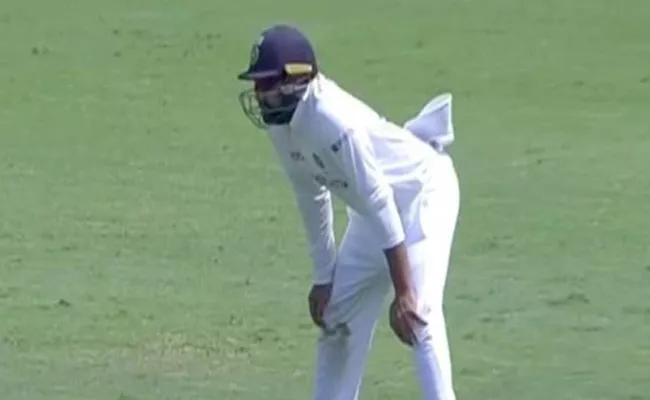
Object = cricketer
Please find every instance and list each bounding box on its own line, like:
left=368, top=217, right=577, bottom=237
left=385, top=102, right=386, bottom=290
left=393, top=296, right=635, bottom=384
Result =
left=236, top=24, right=460, bottom=400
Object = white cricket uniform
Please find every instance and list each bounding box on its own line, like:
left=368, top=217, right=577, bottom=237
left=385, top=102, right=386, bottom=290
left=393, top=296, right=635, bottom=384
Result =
left=267, top=74, right=460, bottom=400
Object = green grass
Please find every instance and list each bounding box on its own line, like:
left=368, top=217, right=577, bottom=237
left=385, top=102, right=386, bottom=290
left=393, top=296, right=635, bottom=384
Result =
left=1, top=0, right=649, bottom=399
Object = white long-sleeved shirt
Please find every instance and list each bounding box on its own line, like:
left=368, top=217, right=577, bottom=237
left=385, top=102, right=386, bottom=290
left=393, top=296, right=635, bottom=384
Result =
left=267, top=74, right=442, bottom=284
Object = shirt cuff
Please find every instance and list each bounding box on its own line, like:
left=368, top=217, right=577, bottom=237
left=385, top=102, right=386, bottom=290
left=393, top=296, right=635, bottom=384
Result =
left=373, top=199, right=406, bottom=249
left=312, top=260, right=336, bottom=284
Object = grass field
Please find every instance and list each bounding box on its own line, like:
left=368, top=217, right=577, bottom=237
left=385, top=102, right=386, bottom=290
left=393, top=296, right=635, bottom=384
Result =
left=1, top=0, right=650, bottom=399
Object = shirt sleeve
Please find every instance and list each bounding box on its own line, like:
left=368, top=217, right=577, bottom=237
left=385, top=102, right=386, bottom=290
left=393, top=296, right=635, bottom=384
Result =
left=328, top=127, right=406, bottom=249
left=271, top=148, right=337, bottom=284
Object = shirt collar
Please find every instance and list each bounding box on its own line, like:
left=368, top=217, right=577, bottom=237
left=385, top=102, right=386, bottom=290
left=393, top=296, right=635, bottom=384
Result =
left=289, top=73, right=324, bottom=131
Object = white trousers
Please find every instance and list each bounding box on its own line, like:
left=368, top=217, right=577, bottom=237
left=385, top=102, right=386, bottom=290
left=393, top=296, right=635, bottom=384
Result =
left=312, top=153, right=460, bottom=400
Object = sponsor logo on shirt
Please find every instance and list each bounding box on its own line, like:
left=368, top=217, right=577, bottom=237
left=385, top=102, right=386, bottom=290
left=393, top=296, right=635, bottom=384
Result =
left=313, top=174, right=348, bottom=189
left=290, top=151, right=305, bottom=161
left=312, top=153, right=325, bottom=169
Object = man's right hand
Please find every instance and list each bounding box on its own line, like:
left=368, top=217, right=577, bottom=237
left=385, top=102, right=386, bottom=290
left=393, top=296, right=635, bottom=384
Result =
left=308, top=283, right=332, bottom=328
left=389, top=290, right=427, bottom=346
left=383, top=241, right=426, bottom=346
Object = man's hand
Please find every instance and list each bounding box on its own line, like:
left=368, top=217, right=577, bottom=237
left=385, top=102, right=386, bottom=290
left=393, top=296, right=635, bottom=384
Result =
left=384, top=241, right=427, bottom=346
left=308, top=283, right=332, bottom=328
left=389, top=290, right=427, bottom=346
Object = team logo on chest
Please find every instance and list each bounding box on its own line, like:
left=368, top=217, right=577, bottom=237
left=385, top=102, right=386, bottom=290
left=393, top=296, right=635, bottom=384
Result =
left=330, top=130, right=350, bottom=153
